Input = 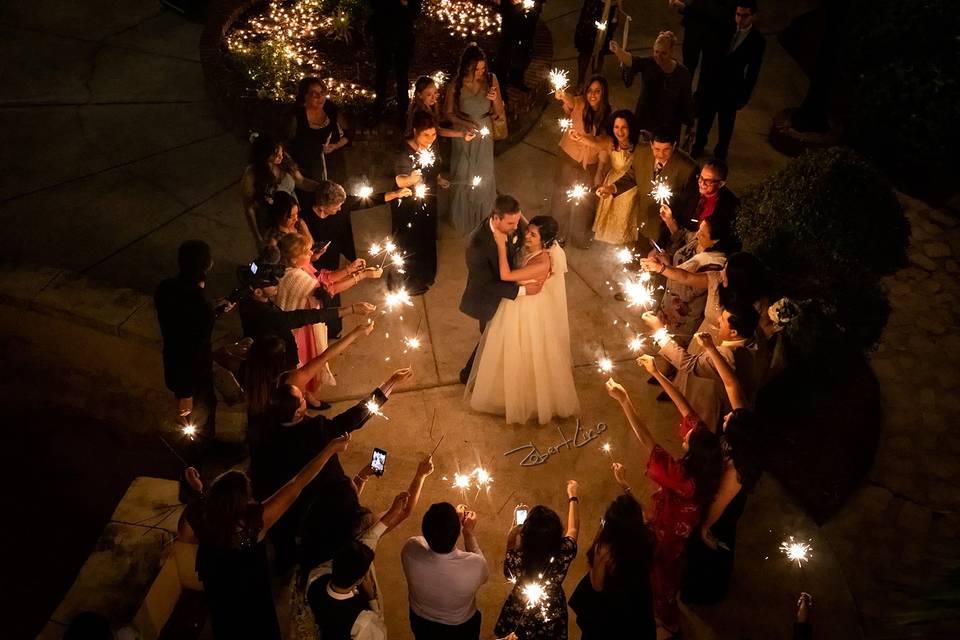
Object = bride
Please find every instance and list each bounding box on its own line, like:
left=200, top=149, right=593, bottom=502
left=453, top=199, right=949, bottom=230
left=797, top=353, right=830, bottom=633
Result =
left=465, top=215, right=580, bottom=424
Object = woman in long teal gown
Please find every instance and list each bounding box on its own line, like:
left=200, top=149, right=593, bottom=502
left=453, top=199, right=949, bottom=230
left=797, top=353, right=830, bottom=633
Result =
left=444, top=43, right=504, bottom=234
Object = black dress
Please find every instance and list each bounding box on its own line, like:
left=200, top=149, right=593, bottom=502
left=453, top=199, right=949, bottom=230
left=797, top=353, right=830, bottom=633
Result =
left=194, top=504, right=280, bottom=640
left=680, top=486, right=749, bottom=604
left=569, top=572, right=656, bottom=640
left=391, top=142, right=439, bottom=294
left=287, top=102, right=346, bottom=185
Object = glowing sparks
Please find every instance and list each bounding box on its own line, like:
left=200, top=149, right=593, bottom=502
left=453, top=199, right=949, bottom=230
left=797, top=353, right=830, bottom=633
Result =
left=594, top=20, right=607, bottom=31
left=453, top=473, right=471, bottom=490
left=558, top=117, right=573, bottom=132
left=522, top=0, right=535, bottom=9
left=384, top=240, right=397, bottom=254
left=415, top=147, right=436, bottom=169
left=621, top=278, right=654, bottom=308
left=365, top=400, right=389, bottom=420
left=652, top=327, right=671, bottom=345
left=780, top=537, right=812, bottom=567
left=471, top=175, right=482, bottom=187
left=601, top=442, right=612, bottom=456
left=597, top=357, right=614, bottom=374
left=548, top=68, right=569, bottom=93
left=522, top=581, right=547, bottom=608
left=355, top=184, right=374, bottom=199
left=403, top=336, right=422, bottom=350
left=181, top=424, right=197, bottom=439
left=368, top=242, right=383, bottom=256
left=639, top=270, right=652, bottom=283
left=384, top=288, right=414, bottom=311
left=628, top=336, right=645, bottom=351
left=472, top=467, right=492, bottom=487
left=649, top=178, right=673, bottom=205
left=566, top=183, right=590, bottom=202
left=414, top=183, right=428, bottom=200
left=478, top=126, right=490, bottom=138
left=615, top=247, right=633, bottom=264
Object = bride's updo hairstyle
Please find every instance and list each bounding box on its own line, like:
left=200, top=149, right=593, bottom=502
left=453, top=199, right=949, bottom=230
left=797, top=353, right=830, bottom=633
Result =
left=529, top=215, right=560, bottom=249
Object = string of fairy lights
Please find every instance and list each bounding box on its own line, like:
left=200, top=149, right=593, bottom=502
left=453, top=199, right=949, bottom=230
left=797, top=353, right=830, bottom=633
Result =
left=225, top=0, right=500, bottom=102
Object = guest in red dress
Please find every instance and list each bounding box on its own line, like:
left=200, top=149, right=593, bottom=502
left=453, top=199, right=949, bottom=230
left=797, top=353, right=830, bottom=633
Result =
left=605, top=373, right=723, bottom=637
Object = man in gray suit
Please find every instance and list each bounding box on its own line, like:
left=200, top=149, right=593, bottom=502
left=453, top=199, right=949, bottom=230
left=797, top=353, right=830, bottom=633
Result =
left=459, top=194, right=543, bottom=384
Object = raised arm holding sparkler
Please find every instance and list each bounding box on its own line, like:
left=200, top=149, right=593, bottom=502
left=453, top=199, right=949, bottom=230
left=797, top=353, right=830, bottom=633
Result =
left=285, top=319, right=376, bottom=392
left=382, top=454, right=435, bottom=534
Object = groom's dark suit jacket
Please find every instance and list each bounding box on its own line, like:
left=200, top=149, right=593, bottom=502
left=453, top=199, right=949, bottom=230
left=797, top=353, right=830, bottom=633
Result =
left=459, top=216, right=525, bottom=324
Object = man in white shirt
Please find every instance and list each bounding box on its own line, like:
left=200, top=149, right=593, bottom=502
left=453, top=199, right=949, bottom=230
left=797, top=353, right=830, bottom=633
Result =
left=309, top=540, right=387, bottom=640
left=401, top=502, right=489, bottom=639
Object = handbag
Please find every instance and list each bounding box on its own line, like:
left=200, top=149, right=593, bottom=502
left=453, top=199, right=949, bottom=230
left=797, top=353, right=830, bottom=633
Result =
left=492, top=115, right=508, bottom=141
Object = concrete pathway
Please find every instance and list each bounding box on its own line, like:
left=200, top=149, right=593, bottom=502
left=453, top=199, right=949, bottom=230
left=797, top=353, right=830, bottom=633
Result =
left=3, top=0, right=957, bottom=639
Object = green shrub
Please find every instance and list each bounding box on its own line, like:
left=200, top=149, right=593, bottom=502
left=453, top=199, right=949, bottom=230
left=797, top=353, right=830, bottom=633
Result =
left=844, top=0, right=960, bottom=199
left=736, top=147, right=908, bottom=355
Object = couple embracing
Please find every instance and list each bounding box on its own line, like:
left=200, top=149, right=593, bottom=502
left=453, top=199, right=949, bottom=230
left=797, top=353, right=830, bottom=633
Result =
left=459, top=194, right=580, bottom=424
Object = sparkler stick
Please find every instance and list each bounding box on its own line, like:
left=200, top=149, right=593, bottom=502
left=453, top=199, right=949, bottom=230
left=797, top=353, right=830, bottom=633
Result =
left=430, top=433, right=446, bottom=456
left=157, top=434, right=188, bottom=467
left=496, top=489, right=517, bottom=514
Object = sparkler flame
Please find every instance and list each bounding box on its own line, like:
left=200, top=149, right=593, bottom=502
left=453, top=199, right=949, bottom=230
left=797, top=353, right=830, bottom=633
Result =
left=615, top=247, right=633, bottom=264
left=558, top=118, right=573, bottom=132
left=522, top=0, right=535, bottom=9
left=522, top=581, right=547, bottom=608
left=472, top=467, right=492, bottom=486
left=597, top=357, right=614, bottom=373
left=414, top=183, right=428, bottom=199
left=478, top=126, right=490, bottom=138
left=649, top=178, right=673, bottom=205
left=364, top=400, right=390, bottom=420
left=384, top=240, right=397, bottom=254
left=391, top=253, right=405, bottom=268
left=369, top=242, right=383, bottom=256
left=365, top=400, right=389, bottom=420
left=453, top=473, right=471, bottom=490
left=548, top=68, right=569, bottom=93
left=181, top=424, right=197, bottom=439
left=594, top=20, right=606, bottom=31
left=601, top=442, right=612, bottom=455
left=780, top=537, right=812, bottom=567
left=652, top=327, right=671, bottom=345
left=384, top=288, right=414, bottom=311
left=472, top=175, right=482, bottom=187
left=355, top=184, right=374, bottom=199
left=628, top=336, right=645, bottom=351
left=403, top=336, right=422, bottom=350
left=415, top=147, right=436, bottom=169
left=566, top=183, right=590, bottom=202
left=621, top=278, right=654, bottom=308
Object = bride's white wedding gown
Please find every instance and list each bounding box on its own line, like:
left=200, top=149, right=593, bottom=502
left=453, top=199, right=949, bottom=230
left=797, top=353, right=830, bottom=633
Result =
left=465, top=243, right=580, bottom=424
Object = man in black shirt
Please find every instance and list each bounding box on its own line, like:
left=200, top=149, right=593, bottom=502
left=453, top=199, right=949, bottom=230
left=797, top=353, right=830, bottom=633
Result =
left=155, top=241, right=233, bottom=496
left=249, top=367, right=413, bottom=572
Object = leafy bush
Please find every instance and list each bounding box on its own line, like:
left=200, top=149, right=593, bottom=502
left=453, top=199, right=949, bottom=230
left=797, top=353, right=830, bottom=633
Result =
left=736, top=147, right=908, bottom=356
left=844, top=0, right=960, bottom=199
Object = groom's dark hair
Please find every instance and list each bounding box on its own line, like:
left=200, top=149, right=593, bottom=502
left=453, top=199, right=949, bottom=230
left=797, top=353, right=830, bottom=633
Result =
left=492, top=195, right=520, bottom=218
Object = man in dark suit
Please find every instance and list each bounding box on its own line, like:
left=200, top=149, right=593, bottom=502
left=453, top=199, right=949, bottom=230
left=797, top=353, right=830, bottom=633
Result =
left=370, top=0, right=422, bottom=114
left=692, top=0, right=765, bottom=160
left=458, top=194, right=543, bottom=384
left=669, top=0, right=733, bottom=78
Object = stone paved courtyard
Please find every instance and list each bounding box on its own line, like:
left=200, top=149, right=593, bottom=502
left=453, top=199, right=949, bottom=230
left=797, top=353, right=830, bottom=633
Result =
left=2, top=0, right=959, bottom=638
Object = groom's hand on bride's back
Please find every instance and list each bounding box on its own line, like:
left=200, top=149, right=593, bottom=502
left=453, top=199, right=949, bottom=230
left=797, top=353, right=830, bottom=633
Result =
left=525, top=280, right=544, bottom=295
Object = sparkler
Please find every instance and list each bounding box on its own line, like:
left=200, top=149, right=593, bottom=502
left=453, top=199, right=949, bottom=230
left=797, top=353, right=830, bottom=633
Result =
left=384, top=288, right=414, bottom=311
left=472, top=467, right=492, bottom=487
left=414, top=183, right=428, bottom=199
left=649, top=178, right=673, bottom=205
left=558, top=117, right=573, bottom=132
left=452, top=473, right=471, bottom=490
left=566, top=183, right=590, bottom=202
left=365, top=399, right=389, bottom=420
left=478, top=126, right=490, bottom=138
left=521, top=0, right=535, bottom=10
left=548, top=68, right=569, bottom=93
left=597, top=357, right=614, bottom=374
left=391, top=253, right=406, bottom=270
left=628, top=336, right=645, bottom=351
left=615, top=247, right=633, bottom=264
left=415, top=147, right=436, bottom=169
left=368, top=242, right=383, bottom=256
left=403, top=336, right=422, bottom=350
left=471, top=175, right=482, bottom=187
left=384, top=240, right=397, bottom=254
left=601, top=442, right=613, bottom=458
left=181, top=424, right=197, bottom=439
left=651, top=327, right=671, bottom=345
left=594, top=20, right=607, bottom=31
left=355, top=184, right=374, bottom=199
left=780, top=537, right=812, bottom=568
left=620, top=277, right=655, bottom=308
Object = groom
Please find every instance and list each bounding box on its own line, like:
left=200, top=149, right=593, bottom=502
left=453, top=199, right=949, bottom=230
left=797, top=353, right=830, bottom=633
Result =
left=458, top=194, right=543, bottom=384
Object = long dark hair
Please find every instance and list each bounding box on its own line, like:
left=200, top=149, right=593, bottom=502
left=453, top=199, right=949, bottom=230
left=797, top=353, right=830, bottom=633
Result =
left=681, top=425, right=725, bottom=509
left=250, top=134, right=284, bottom=200
left=608, top=109, right=639, bottom=150
left=453, top=43, right=491, bottom=121
left=295, top=77, right=325, bottom=106
left=587, top=494, right=654, bottom=592
left=519, top=505, right=564, bottom=577
left=724, top=409, right=763, bottom=490
left=201, top=470, right=262, bottom=550
left=529, top=215, right=560, bottom=248
left=581, top=75, right=611, bottom=136
left=244, top=336, right=288, bottom=416
left=406, top=110, right=438, bottom=142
